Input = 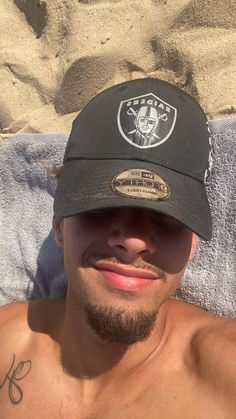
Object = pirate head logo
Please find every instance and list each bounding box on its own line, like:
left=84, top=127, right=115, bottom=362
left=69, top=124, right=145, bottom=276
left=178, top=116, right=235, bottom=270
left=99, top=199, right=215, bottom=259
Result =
left=117, top=93, right=177, bottom=149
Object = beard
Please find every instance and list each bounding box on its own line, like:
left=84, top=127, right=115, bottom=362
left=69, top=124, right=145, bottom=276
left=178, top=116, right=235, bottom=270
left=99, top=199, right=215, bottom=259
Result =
left=84, top=303, right=158, bottom=345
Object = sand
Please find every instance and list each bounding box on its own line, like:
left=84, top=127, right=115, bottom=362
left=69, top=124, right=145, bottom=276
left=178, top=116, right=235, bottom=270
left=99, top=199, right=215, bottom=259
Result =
left=0, top=0, right=235, bottom=138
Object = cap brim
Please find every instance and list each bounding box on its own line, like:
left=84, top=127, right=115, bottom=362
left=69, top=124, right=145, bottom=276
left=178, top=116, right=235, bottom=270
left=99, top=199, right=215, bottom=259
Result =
left=54, top=159, right=212, bottom=240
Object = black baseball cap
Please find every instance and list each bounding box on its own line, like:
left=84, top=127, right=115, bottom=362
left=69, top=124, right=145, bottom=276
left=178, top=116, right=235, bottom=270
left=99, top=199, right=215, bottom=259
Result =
left=54, top=78, right=212, bottom=240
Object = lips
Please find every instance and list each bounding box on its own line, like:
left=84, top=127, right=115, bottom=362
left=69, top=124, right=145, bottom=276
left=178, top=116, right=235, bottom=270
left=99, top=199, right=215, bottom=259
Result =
left=93, top=261, right=158, bottom=291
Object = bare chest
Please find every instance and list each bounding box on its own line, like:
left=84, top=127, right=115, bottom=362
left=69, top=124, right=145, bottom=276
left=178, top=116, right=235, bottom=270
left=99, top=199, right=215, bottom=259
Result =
left=0, top=369, right=233, bottom=419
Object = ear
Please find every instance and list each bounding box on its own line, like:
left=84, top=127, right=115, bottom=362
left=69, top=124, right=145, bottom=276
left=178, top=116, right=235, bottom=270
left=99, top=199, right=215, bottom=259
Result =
left=52, top=216, right=64, bottom=247
left=188, top=233, right=199, bottom=261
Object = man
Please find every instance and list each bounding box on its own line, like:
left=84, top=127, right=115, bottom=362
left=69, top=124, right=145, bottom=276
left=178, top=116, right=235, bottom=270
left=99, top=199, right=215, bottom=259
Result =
left=0, top=78, right=235, bottom=418
left=132, top=105, right=159, bottom=146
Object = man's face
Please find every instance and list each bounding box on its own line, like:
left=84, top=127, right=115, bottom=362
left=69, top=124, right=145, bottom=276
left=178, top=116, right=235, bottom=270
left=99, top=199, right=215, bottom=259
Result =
left=137, top=116, right=157, bottom=134
left=54, top=208, right=197, bottom=345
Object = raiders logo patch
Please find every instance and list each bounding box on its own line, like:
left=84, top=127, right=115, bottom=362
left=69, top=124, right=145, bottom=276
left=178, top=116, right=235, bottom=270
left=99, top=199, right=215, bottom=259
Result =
left=111, top=169, right=170, bottom=200
left=117, top=93, right=177, bottom=149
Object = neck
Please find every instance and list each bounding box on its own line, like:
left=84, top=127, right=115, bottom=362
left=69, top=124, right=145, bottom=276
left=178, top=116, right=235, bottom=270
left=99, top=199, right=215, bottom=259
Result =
left=57, top=295, right=170, bottom=382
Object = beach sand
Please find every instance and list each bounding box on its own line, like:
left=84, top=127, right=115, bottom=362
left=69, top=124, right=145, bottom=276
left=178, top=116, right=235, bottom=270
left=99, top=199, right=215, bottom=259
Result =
left=0, top=0, right=235, bottom=138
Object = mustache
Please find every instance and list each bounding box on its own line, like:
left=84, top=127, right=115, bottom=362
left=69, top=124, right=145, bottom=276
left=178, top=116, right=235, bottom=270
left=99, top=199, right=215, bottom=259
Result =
left=83, top=253, right=166, bottom=280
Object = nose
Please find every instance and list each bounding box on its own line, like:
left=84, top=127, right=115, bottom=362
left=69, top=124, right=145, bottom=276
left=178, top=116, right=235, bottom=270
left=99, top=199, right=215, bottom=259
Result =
left=106, top=209, right=156, bottom=261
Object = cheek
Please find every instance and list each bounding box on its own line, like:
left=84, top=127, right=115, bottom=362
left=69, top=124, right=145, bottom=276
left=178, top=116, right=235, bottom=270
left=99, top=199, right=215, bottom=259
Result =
left=150, top=230, right=193, bottom=275
left=63, top=224, right=88, bottom=270
left=63, top=220, right=108, bottom=269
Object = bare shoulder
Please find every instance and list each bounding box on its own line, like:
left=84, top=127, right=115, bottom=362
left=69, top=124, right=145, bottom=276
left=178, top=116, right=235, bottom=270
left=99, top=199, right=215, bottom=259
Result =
left=192, top=314, right=236, bottom=362
left=168, top=300, right=236, bottom=395
left=0, top=301, right=30, bottom=385
left=0, top=301, right=29, bottom=339
left=191, top=313, right=236, bottom=404
left=0, top=298, right=64, bottom=365
left=0, top=301, right=31, bottom=360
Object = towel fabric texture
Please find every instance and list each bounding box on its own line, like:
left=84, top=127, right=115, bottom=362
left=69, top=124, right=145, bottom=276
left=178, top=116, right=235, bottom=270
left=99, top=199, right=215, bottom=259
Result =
left=0, top=119, right=235, bottom=317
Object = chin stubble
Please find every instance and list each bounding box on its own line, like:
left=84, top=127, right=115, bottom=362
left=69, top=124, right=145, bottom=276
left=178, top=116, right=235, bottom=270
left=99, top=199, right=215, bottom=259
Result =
left=84, top=303, right=158, bottom=345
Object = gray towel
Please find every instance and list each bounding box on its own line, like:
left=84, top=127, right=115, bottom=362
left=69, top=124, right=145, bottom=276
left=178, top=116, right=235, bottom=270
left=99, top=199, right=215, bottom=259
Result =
left=0, top=120, right=235, bottom=317
left=174, top=120, right=236, bottom=317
